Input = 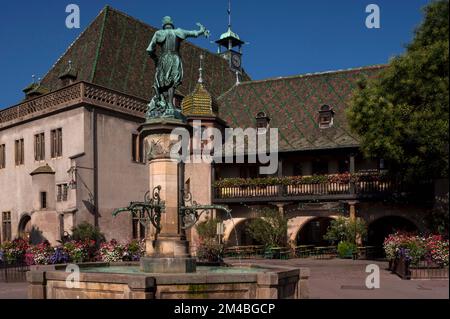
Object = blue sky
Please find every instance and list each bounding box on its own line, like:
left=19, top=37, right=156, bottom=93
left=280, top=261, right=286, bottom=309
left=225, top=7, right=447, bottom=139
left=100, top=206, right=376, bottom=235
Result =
left=0, top=0, right=432, bottom=108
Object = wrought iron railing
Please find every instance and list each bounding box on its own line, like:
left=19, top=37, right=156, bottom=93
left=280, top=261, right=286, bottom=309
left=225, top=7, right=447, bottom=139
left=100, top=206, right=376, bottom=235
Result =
left=0, top=261, right=29, bottom=283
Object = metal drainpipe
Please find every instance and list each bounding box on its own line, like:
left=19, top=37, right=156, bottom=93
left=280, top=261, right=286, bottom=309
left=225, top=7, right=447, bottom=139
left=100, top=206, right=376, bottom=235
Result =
left=178, top=161, right=186, bottom=239
left=92, top=107, right=99, bottom=228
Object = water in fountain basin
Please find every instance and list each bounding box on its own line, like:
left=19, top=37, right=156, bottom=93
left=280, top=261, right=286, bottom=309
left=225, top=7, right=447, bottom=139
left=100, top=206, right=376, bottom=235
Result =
left=80, top=265, right=267, bottom=275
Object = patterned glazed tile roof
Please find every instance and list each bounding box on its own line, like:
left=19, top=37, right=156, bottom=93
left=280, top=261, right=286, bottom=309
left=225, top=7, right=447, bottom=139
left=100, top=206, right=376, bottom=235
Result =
left=217, top=65, right=386, bottom=152
left=39, top=6, right=251, bottom=101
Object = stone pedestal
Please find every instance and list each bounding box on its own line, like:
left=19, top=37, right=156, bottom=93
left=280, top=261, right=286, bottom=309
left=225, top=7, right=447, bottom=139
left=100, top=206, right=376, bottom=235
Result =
left=139, top=119, right=196, bottom=273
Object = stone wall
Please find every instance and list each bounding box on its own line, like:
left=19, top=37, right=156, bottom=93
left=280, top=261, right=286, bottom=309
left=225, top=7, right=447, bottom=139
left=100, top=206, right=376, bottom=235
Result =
left=0, top=107, right=85, bottom=243
left=27, top=262, right=310, bottom=300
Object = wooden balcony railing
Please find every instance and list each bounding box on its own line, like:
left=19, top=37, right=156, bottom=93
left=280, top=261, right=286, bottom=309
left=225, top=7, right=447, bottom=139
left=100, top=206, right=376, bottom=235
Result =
left=213, top=174, right=402, bottom=203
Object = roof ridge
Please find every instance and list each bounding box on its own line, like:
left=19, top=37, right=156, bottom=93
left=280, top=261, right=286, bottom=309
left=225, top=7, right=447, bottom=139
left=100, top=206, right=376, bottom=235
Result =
left=90, top=6, right=109, bottom=82
left=106, top=6, right=254, bottom=83
left=40, top=7, right=108, bottom=86
left=105, top=6, right=224, bottom=61
left=105, top=6, right=157, bottom=32
left=236, top=64, right=387, bottom=86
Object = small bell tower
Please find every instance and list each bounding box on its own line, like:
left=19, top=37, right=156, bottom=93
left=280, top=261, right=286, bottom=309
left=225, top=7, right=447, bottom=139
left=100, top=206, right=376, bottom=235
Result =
left=215, top=0, right=245, bottom=75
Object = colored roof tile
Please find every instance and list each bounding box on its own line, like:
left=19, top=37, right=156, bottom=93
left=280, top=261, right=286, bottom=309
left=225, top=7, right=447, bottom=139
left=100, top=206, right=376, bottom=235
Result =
left=217, top=65, right=386, bottom=152
left=39, top=6, right=251, bottom=100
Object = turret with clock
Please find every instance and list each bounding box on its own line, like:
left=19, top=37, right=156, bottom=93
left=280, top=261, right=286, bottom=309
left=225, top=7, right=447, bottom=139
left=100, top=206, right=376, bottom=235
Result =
left=215, top=1, right=245, bottom=74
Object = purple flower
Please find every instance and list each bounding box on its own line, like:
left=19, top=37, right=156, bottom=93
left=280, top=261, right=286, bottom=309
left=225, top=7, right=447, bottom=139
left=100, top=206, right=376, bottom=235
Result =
left=49, top=247, right=70, bottom=264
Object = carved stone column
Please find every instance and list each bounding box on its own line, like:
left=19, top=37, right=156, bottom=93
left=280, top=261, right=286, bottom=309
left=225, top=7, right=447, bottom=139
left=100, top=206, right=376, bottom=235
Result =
left=348, top=201, right=358, bottom=220
left=348, top=201, right=362, bottom=245
left=138, top=119, right=196, bottom=273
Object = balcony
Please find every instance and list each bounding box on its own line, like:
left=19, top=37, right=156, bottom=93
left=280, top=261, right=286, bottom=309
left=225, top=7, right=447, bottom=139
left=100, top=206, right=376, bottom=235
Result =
left=212, top=173, right=403, bottom=204
left=0, top=81, right=148, bottom=129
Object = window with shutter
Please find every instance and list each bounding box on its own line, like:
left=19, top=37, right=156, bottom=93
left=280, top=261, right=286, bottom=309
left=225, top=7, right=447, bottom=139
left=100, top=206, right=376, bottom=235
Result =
left=0, top=144, right=5, bottom=169
left=51, top=128, right=62, bottom=158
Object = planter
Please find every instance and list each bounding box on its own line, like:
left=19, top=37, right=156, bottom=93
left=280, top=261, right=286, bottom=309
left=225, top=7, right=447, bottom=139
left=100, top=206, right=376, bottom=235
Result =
left=390, top=257, right=411, bottom=279
left=390, top=258, right=449, bottom=280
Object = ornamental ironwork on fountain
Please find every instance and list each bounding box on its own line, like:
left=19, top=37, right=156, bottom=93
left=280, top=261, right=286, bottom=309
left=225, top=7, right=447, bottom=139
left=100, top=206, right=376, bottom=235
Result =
left=112, top=186, right=232, bottom=234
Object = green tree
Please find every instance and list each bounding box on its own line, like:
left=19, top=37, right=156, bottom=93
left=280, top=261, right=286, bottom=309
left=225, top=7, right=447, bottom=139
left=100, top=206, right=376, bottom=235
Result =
left=246, top=209, right=288, bottom=248
left=196, top=217, right=223, bottom=241
left=195, top=217, right=225, bottom=263
left=324, top=216, right=367, bottom=245
left=71, top=222, right=106, bottom=245
left=347, top=0, right=449, bottom=181
left=425, top=193, right=449, bottom=235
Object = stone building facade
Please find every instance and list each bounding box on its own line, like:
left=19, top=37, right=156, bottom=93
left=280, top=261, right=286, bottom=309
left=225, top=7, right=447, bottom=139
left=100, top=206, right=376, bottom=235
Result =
left=0, top=6, right=443, bottom=248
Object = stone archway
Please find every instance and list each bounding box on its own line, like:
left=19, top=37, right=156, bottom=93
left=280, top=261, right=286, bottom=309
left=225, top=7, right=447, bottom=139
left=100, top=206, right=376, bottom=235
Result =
left=223, top=218, right=261, bottom=247
left=18, top=214, right=32, bottom=241
left=288, top=215, right=339, bottom=246
left=367, top=215, right=419, bottom=247
left=295, top=217, right=336, bottom=246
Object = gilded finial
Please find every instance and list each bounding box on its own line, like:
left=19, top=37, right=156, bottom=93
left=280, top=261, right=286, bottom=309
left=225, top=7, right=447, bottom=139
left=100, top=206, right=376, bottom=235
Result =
left=198, top=54, right=204, bottom=84
left=228, top=0, right=232, bottom=29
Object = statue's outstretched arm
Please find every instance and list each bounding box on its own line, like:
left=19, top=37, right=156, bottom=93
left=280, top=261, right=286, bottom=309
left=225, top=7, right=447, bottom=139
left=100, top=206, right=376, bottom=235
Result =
left=181, top=23, right=210, bottom=39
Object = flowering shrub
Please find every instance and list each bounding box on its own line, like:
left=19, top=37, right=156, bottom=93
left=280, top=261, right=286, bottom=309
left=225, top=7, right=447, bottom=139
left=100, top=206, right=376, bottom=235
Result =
left=123, top=239, right=145, bottom=262
left=100, top=239, right=145, bottom=262
left=99, top=240, right=125, bottom=262
left=1, top=238, right=146, bottom=265
left=49, top=247, right=70, bottom=265
left=25, top=242, right=54, bottom=265
left=63, top=240, right=95, bottom=263
left=0, top=238, right=30, bottom=264
left=426, top=235, right=449, bottom=266
left=384, top=232, right=449, bottom=267
left=214, top=172, right=390, bottom=188
left=196, top=239, right=224, bottom=263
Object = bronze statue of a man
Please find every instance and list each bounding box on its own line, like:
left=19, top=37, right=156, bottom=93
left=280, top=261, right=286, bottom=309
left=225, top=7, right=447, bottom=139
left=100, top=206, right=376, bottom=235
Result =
left=146, top=16, right=210, bottom=120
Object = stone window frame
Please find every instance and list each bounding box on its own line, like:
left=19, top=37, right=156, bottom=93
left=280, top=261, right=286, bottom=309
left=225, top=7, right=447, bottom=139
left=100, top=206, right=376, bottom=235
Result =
left=132, top=210, right=146, bottom=240
left=14, top=138, right=25, bottom=166
left=51, top=128, right=63, bottom=159
left=1, top=211, right=12, bottom=242
left=34, top=132, right=45, bottom=162
left=0, top=144, right=5, bottom=169
left=56, top=183, right=69, bottom=202
left=40, top=192, right=47, bottom=210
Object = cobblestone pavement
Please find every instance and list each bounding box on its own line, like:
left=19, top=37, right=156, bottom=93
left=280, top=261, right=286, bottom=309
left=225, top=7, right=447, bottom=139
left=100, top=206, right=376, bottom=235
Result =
left=227, top=258, right=449, bottom=299
left=1, top=259, right=448, bottom=299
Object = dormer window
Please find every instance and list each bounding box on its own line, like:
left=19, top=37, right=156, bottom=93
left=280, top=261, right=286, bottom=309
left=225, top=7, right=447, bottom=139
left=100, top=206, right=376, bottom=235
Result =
left=23, top=77, right=49, bottom=100
left=319, top=105, right=334, bottom=129
left=58, top=60, right=78, bottom=88
left=256, top=112, right=270, bottom=134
